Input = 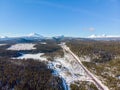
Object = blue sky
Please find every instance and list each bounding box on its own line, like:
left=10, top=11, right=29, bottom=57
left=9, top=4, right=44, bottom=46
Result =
left=0, top=0, right=120, bottom=37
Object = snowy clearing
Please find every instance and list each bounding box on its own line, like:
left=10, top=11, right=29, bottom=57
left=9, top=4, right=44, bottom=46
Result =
left=0, top=44, right=6, bottom=46
left=16, top=53, right=47, bottom=61
left=50, top=53, right=92, bottom=85
left=7, top=43, right=36, bottom=50
left=14, top=51, right=92, bottom=88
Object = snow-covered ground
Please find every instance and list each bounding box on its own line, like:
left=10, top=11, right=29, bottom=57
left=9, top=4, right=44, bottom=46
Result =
left=79, top=56, right=91, bottom=62
left=49, top=52, right=92, bottom=85
left=62, top=44, right=109, bottom=90
left=0, top=44, right=6, bottom=46
left=11, top=43, right=109, bottom=90
left=14, top=53, right=69, bottom=90
left=12, top=43, right=100, bottom=89
left=7, top=43, right=36, bottom=50
left=14, top=50, right=92, bottom=88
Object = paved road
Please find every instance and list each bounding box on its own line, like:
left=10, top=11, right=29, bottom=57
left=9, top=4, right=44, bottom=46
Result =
left=61, top=43, right=109, bottom=90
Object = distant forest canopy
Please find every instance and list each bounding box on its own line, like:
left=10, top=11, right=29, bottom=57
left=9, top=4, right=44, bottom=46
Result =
left=67, top=40, right=120, bottom=90
left=67, top=40, right=120, bottom=63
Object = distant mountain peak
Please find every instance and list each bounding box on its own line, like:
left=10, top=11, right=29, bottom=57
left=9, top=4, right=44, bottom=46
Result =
left=0, top=36, right=8, bottom=39
left=89, top=34, right=120, bottom=38
left=0, top=33, right=45, bottom=41
left=53, top=35, right=64, bottom=40
left=27, top=33, right=43, bottom=37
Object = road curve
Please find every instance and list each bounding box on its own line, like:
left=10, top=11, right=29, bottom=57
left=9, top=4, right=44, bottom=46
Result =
left=61, top=43, right=109, bottom=90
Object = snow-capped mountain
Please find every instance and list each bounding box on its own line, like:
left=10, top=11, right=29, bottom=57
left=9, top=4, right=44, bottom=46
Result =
left=0, top=33, right=45, bottom=41
left=89, top=34, right=107, bottom=38
left=52, top=35, right=65, bottom=41
left=0, top=36, right=8, bottom=39
left=27, top=33, right=44, bottom=38
left=23, top=33, right=45, bottom=40
left=0, top=36, right=9, bottom=41
left=89, top=34, right=120, bottom=41
left=89, top=34, right=120, bottom=38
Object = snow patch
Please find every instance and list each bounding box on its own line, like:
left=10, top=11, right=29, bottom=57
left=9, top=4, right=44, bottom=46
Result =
left=79, top=56, right=91, bottom=62
left=27, top=33, right=44, bottom=38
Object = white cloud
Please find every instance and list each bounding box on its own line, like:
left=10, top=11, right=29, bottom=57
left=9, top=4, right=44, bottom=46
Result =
left=89, top=27, right=95, bottom=31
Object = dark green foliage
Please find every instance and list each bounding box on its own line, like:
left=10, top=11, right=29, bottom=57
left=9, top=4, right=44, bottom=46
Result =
left=70, top=81, right=98, bottom=90
left=0, top=40, right=64, bottom=58
left=0, top=44, right=21, bottom=58
left=67, top=40, right=120, bottom=63
left=0, top=58, right=64, bottom=90
left=35, top=43, right=61, bottom=53
left=34, top=41, right=64, bottom=58
left=82, top=60, right=120, bottom=90
left=0, top=50, right=21, bottom=58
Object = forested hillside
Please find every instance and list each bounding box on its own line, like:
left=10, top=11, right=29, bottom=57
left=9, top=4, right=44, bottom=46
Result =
left=0, top=58, right=64, bottom=90
left=67, top=40, right=120, bottom=90
left=0, top=41, right=65, bottom=90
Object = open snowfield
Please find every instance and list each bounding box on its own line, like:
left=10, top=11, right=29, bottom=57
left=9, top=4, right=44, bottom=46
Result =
left=7, top=43, right=36, bottom=50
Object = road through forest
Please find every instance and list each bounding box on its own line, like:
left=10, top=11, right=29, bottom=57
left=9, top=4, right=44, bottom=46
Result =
left=61, top=43, right=109, bottom=90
